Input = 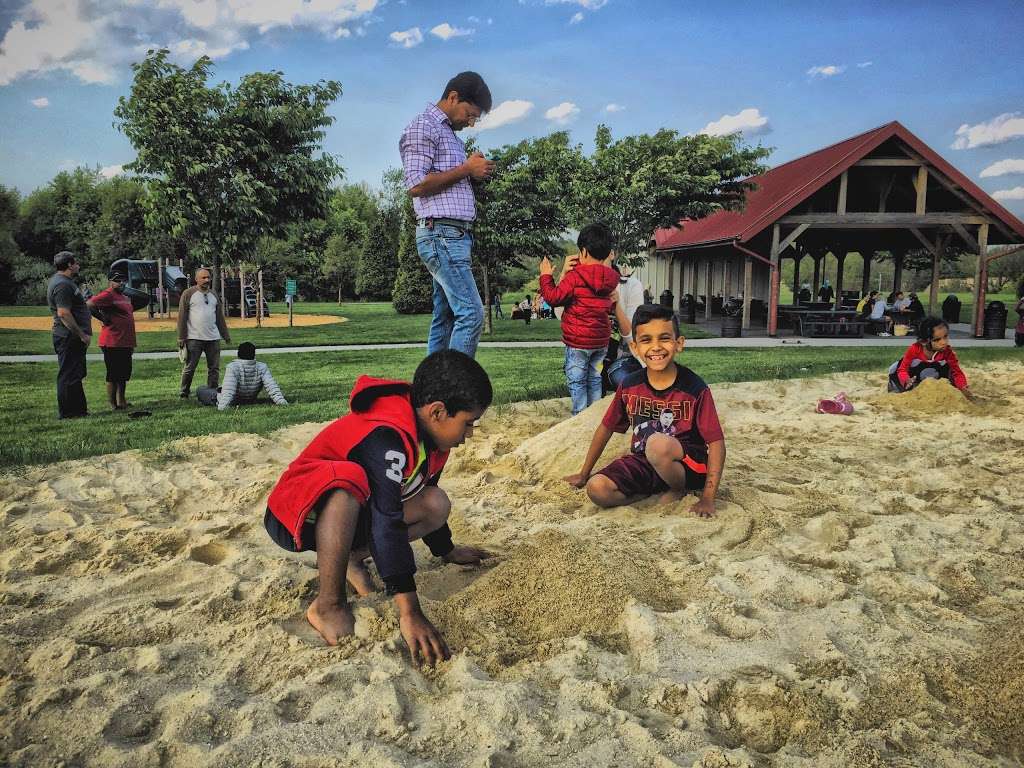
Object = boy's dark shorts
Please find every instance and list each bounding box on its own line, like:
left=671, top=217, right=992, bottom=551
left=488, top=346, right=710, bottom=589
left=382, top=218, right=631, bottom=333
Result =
left=264, top=493, right=370, bottom=553
left=595, top=453, right=706, bottom=498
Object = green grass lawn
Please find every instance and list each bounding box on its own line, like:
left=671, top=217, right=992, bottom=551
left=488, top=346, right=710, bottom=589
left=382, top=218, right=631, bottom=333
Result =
left=0, top=301, right=712, bottom=355
left=2, top=345, right=1019, bottom=468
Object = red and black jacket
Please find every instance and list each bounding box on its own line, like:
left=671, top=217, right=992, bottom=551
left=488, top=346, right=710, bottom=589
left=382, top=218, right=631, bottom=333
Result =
left=539, top=263, right=619, bottom=350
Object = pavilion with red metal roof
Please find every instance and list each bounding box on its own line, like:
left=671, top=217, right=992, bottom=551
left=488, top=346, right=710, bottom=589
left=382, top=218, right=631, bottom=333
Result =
left=645, top=120, right=1024, bottom=336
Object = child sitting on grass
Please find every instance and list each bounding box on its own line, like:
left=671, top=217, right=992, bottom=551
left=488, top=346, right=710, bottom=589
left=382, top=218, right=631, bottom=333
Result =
left=264, top=350, right=492, bottom=665
left=887, top=316, right=974, bottom=399
left=564, top=304, right=726, bottom=518
left=538, top=222, right=620, bottom=415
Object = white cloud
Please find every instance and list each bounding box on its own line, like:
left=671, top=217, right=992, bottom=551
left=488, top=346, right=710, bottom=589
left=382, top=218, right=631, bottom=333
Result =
left=430, top=22, right=473, bottom=40
left=952, top=113, right=1024, bottom=150
left=31, top=97, right=50, bottom=108
left=389, top=26, right=423, bottom=48
left=569, top=12, right=584, bottom=23
left=99, top=164, right=125, bottom=178
left=0, top=0, right=378, bottom=86
left=468, top=99, right=533, bottom=132
left=545, top=101, right=579, bottom=125
left=806, top=64, right=846, bottom=78
left=700, top=107, right=771, bottom=137
left=857, top=61, right=873, bottom=68
left=992, top=186, right=1024, bottom=201
left=605, top=103, right=624, bottom=113
left=546, top=0, right=607, bottom=8
left=980, top=159, right=1024, bottom=178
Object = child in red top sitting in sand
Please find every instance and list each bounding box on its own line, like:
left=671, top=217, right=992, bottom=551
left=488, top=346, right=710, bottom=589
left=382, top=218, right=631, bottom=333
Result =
left=564, top=303, right=726, bottom=518
left=538, top=223, right=620, bottom=416
left=264, top=350, right=491, bottom=665
left=887, top=316, right=973, bottom=399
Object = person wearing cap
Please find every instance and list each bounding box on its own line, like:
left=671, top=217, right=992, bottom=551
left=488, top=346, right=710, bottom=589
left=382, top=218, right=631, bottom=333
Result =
left=88, top=268, right=138, bottom=410
left=46, top=251, right=92, bottom=419
left=399, top=71, right=495, bottom=357
left=197, top=342, right=289, bottom=410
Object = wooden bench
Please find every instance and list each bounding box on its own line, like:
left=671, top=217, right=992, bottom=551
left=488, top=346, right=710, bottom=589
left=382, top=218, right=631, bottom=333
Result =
left=799, top=315, right=866, bottom=338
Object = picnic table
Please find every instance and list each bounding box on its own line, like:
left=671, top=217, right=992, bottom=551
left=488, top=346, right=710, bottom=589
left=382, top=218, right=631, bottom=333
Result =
left=780, top=308, right=865, bottom=337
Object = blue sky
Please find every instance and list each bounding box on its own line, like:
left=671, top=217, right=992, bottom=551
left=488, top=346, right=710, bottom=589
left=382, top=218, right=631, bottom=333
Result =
left=2, top=0, right=1023, bottom=217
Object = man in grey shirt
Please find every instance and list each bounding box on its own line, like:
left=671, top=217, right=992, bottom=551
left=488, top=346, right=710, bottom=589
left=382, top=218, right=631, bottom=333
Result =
left=47, top=251, right=92, bottom=418
left=176, top=268, right=231, bottom=398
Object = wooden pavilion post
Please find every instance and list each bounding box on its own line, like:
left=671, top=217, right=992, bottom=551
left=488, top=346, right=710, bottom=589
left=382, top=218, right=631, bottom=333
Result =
left=861, top=250, right=873, bottom=296
left=928, top=238, right=944, bottom=316
left=792, top=249, right=803, bottom=302
left=834, top=251, right=847, bottom=308
left=972, top=223, right=989, bottom=337
left=892, top=249, right=905, bottom=294
left=704, top=259, right=713, bottom=321
left=742, top=256, right=753, bottom=330
left=768, top=224, right=781, bottom=336
left=812, top=252, right=822, bottom=293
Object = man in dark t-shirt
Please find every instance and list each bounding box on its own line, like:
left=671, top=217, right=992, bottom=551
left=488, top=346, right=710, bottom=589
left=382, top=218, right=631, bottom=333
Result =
left=565, top=304, right=726, bottom=517
left=46, top=251, right=92, bottom=418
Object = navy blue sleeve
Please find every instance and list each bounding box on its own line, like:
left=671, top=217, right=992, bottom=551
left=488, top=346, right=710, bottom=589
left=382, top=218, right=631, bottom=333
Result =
left=348, top=428, right=417, bottom=594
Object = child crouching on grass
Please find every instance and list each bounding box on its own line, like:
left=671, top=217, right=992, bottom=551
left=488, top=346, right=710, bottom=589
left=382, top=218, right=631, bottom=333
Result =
left=538, top=222, right=620, bottom=415
left=264, top=350, right=492, bottom=665
left=564, top=304, right=726, bottom=518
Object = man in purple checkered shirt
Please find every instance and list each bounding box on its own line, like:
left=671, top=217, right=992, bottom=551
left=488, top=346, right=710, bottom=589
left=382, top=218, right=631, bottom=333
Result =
left=400, top=72, right=495, bottom=357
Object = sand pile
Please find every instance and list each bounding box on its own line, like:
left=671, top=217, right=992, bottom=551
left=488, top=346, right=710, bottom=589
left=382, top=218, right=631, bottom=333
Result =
left=2, top=360, right=1023, bottom=767
left=872, top=376, right=974, bottom=414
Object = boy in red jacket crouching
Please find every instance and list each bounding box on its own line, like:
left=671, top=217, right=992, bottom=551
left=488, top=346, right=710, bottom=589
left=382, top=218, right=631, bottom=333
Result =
left=887, top=316, right=974, bottom=399
left=539, top=223, right=620, bottom=415
left=264, top=351, right=492, bottom=664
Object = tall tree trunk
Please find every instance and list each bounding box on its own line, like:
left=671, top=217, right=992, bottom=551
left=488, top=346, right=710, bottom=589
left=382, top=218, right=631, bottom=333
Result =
left=337, top=284, right=342, bottom=304
left=483, top=263, right=492, bottom=335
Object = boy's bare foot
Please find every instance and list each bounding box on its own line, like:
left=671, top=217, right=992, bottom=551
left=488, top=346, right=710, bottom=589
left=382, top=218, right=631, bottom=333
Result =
left=306, top=598, right=355, bottom=645
left=346, top=556, right=377, bottom=596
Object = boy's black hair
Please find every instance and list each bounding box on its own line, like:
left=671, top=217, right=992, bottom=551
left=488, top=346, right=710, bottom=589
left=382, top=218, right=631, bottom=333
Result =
left=441, top=72, right=492, bottom=113
left=631, top=303, right=681, bottom=338
left=237, top=342, right=256, bottom=360
left=53, top=251, right=76, bottom=271
left=412, top=350, right=493, bottom=414
left=577, top=222, right=614, bottom=261
left=916, top=316, right=948, bottom=343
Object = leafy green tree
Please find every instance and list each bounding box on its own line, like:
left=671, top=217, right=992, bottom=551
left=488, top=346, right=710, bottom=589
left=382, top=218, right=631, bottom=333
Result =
left=392, top=196, right=433, bottom=314
left=356, top=213, right=397, bottom=300
left=15, top=168, right=102, bottom=272
left=471, top=131, right=583, bottom=332
left=569, top=124, right=770, bottom=258
left=0, top=185, right=24, bottom=303
left=114, top=49, right=343, bottom=291
left=322, top=208, right=367, bottom=302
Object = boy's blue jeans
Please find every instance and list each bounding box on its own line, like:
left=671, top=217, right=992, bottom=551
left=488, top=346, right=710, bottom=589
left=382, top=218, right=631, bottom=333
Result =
left=415, top=224, right=484, bottom=357
left=564, top=346, right=605, bottom=415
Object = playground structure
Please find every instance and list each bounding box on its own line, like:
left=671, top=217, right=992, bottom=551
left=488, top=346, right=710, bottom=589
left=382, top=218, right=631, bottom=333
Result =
left=110, top=258, right=188, bottom=314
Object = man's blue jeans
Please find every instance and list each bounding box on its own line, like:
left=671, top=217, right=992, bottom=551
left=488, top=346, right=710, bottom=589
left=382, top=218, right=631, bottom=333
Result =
left=565, top=346, right=605, bottom=415
left=415, top=224, right=484, bottom=357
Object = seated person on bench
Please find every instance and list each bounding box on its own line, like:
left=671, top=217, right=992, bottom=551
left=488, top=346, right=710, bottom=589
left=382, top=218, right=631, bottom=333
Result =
left=869, top=294, right=893, bottom=335
left=198, top=342, right=289, bottom=409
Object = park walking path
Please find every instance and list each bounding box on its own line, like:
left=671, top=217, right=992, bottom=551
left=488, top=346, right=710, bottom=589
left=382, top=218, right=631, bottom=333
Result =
left=0, top=324, right=1015, bottom=363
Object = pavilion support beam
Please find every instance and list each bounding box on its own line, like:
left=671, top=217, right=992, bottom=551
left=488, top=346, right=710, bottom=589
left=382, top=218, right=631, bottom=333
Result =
left=792, top=250, right=803, bottom=304
left=778, top=222, right=810, bottom=254
left=893, top=249, right=905, bottom=294
left=929, top=235, right=946, bottom=317
left=855, top=158, right=923, bottom=167
left=705, top=260, right=713, bottom=321
left=742, top=256, right=753, bottom=330
left=768, top=224, right=781, bottom=336
left=834, top=252, right=847, bottom=308
left=973, top=224, right=989, bottom=337
left=812, top=253, right=822, bottom=293
left=837, top=171, right=848, bottom=214
left=951, top=222, right=978, bottom=251
left=861, top=250, right=873, bottom=296
left=779, top=213, right=988, bottom=227
left=914, top=166, right=928, bottom=215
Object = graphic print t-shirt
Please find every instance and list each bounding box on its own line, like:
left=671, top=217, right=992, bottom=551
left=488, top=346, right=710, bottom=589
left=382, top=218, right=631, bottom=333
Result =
left=601, top=366, right=724, bottom=464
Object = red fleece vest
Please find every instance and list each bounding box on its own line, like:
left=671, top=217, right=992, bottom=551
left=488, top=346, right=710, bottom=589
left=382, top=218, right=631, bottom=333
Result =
left=266, top=377, right=449, bottom=549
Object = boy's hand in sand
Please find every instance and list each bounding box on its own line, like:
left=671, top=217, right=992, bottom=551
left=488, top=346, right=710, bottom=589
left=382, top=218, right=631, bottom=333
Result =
left=443, top=545, right=492, bottom=565
left=539, top=256, right=553, bottom=276
left=691, top=497, right=716, bottom=519
left=563, top=472, right=589, bottom=489
left=396, top=598, right=451, bottom=667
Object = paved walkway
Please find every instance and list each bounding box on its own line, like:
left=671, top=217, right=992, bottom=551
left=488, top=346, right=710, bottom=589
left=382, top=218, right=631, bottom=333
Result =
left=1, top=325, right=1016, bottom=364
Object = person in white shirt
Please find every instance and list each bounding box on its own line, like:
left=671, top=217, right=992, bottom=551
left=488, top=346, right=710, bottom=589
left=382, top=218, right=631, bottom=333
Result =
left=177, top=268, right=231, bottom=398
left=614, top=260, right=645, bottom=358
left=197, top=342, right=288, bottom=409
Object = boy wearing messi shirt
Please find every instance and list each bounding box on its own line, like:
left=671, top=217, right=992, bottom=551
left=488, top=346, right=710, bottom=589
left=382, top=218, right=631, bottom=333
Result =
left=264, top=351, right=491, bottom=664
left=564, top=304, right=726, bottom=518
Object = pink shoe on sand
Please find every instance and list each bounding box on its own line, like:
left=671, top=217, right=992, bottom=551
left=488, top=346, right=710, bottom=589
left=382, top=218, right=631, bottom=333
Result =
left=815, top=392, right=854, bottom=415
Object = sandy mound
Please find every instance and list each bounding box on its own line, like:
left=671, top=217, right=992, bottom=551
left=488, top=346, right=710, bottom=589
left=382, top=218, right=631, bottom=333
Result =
left=0, top=312, right=344, bottom=332
left=2, top=361, right=1023, bottom=767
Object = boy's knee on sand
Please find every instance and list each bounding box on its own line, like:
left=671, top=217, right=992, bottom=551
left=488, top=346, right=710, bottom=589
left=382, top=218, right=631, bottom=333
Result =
left=644, top=432, right=683, bottom=465
left=404, top=485, right=451, bottom=528
left=585, top=474, right=621, bottom=507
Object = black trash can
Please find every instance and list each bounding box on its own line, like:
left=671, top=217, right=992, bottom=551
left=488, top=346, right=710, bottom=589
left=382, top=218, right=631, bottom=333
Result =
left=720, top=297, right=743, bottom=338
left=983, top=301, right=1007, bottom=340
left=679, top=294, right=696, bottom=324
left=659, top=289, right=674, bottom=309
left=941, top=294, right=961, bottom=323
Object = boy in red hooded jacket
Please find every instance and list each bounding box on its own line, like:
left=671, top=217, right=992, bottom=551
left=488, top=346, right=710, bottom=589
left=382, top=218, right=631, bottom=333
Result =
left=539, top=223, right=620, bottom=415
left=264, top=351, right=492, bottom=664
